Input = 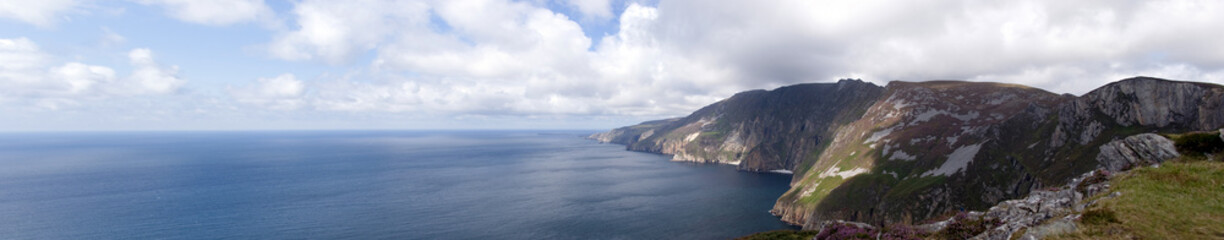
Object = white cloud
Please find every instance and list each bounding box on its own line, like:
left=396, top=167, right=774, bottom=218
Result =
left=378, top=0, right=593, bottom=78
left=230, top=73, right=306, bottom=110
left=134, top=0, right=274, bottom=26
left=0, top=0, right=80, bottom=27
left=51, top=62, right=117, bottom=94
left=7, top=0, right=1224, bottom=130
left=0, top=38, right=113, bottom=107
left=0, top=38, right=52, bottom=79
left=0, top=38, right=187, bottom=110
left=248, top=0, right=1224, bottom=123
left=257, top=74, right=305, bottom=98
left=126, top=48, right=185, bottom=95
left=267, top=0, right=431, bottom=63
left=263, top=0, right=667, bottom=116
left=627, top=0, right=1224, bottom=95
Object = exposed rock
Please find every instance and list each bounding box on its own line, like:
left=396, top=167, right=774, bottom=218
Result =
left=587, top=118, right=678, bottom=144
left=967, top=164, right=1139, bottom=240
left=955, top=169, right=1111, bottom=240
left=1079, top=77, right=1224, bottom=129
left=783, top=78, right=1220, bottom=226
left=968, top=135, right=1176, bottom=239
left=1017, top=216, right=1079, bottom=240
left=1096, top=133, right=1180, bottom=172
left=914, top=216, right=955, bottom=233
left=813, top=220, right=878, bottom=231
left=589, top=79, right=885, bottom=172
left=593, top=77, right=1224, bottom=229
left=1079, top=121, right=1104, bottom=145
left=639, top=129, right=655, bottom=141
left=787, top=81, right=1067, bottom=227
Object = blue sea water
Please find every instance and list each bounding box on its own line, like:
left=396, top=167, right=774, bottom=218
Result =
left=0, top=131, right=796, bottom=239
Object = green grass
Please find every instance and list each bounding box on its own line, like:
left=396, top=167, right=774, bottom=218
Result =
left=798, top=176, right=849, bottom=204
left=1079, top=208, right=1118, bottom=225
left=883, top=175, right=945, bottom=202
left=817, top=173, right=897, bottom=213
left=729, top=228, right=817, bottom=240
left=1050, top=160, right=1224, bottom=239
left=1170, top=131, right=1224, bottom=159
left=700, top=130, right=726, bottom=141
left=734, top=230, right=819, bottom=240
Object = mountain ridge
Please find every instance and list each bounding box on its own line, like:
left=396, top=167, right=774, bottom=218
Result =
left=590, top=76, right=1224, bottom=227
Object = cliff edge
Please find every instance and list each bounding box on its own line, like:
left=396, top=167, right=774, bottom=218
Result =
left=592, top=76, right=1224, bottom=228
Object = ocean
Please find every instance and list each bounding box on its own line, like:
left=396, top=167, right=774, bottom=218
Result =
left=0, top=131, right=796, bottom=239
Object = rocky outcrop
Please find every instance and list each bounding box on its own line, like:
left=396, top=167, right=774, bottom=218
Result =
left=969, top=170, right=1114, bottom=240
left=801, top=133, right=1197, bottom=239
left=955, top=134, right=1180, bottom=239
left=779, top=78, right=1222, bottom=227
left=1080, top=77, right=1224, bottom=129
left=775, top=81, right=1068, bottom=228
left=589, top=79, right=884, bottom=172
left=588, top=118, right=677, bottom=145
left=1052, top=77, right=1224, bottom=149
left=593, top=76, right=1224, bottom=229
left=1096, top=133, right=1180, bottom=172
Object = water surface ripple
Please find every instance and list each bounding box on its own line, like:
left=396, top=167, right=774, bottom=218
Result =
left=0, top=131, right=795, bottom=239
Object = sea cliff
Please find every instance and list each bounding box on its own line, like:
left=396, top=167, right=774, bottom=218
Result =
left=592, top=77, right=1224, bottom=228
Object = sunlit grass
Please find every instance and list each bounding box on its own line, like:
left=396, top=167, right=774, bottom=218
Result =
left=1051, top=160, right=1224, bottom=239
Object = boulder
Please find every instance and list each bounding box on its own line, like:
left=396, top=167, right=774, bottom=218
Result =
left=1096, top=133, right=1180, bottom=172
left=969, top=170, right=1111, bottom=240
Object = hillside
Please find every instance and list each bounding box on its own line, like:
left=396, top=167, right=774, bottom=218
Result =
left=1047, top=131, right=1224, bottom=239
left=737, top=131, right=1223, bottom=239
left=1043, top=160, right=1224, bottom=239
left=592, top=79, right=884, bottom=172
left=591, top=77, right=1224, bottom=227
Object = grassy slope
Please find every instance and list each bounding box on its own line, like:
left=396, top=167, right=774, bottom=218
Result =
left=1051, top=159, right=1224, bottom=239
left=734, top=230, right=820, bottom=240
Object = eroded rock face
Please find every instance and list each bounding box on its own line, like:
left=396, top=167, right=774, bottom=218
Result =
left=588, top=79, right=885, bottom=172
left=781, top=78, right=1221, bottom=227
left=969, top=169, right=1113, bottom=240
left=1080, top=77, right=1224, bottom=129
left=909, top=164, right=1125, bottom=240
left=592, top=77, right=1224, bottom=228
left=784, top=81, right=1066, bottom=227
left=588, top=118, right=678, bottom=144
left=1051, top=77, right=1224, bottom=149
left=1096, top=133, right=1180, bottom=172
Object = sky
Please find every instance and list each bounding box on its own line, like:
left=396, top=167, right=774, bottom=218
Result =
left=2, top=0, right=1224, bottom=131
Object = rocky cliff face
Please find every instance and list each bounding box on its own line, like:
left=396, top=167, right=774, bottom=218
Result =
left=971, top=133, right=1180, bottom=240
left=590, top=79, right=884, bottom=172
left=1080, top=78, right=1224, bottom=129
left=592, top=76, right=1224, bottom=227
left=774, top=81, right=1068, bottom=227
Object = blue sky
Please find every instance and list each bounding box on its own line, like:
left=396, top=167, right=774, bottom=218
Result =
left=2, top=0, right=1224, bottom=131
